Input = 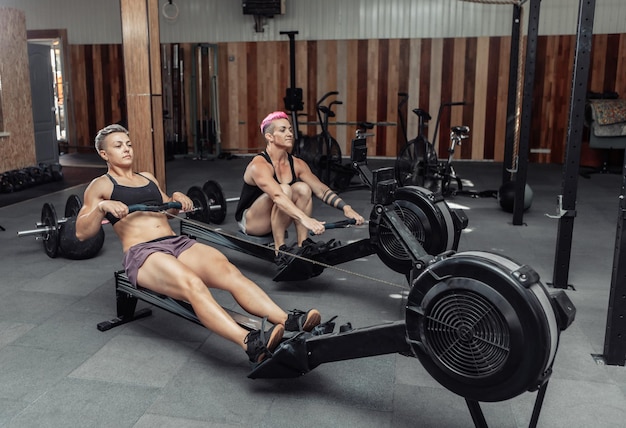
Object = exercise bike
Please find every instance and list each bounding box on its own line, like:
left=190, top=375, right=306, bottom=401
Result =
left=395, top=100, right=467, bottom=197
left=293, top=91, right=358, bottom=191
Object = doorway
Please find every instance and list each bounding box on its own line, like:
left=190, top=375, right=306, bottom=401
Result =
left=27, top=34, right=70, bottom=158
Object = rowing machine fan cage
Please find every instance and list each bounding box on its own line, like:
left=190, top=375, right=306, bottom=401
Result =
left=369, top=185, right=466, bottom=274
left=405, top=251, right=561, bottom=402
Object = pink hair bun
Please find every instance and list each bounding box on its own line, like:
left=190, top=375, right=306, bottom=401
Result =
left=260, top=111, right=289, bottom=134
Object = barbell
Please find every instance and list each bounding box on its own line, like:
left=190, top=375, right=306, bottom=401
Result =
left=185, top=180, right=239, bottom=225
left=17, top=194, right=105, bottom=259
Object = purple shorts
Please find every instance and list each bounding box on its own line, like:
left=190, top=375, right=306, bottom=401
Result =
left=122, top=235, right=196, bottom=286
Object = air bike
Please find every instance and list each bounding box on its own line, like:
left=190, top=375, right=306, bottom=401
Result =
left=180, top=170, right=469, bottom=282
left=98, top=197, right=576, bottom=428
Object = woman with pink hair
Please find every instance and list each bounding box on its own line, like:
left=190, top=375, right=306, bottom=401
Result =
left=235, top=111, right=365, bottom=269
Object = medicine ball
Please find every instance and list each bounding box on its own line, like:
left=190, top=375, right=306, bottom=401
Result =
left=498, top=181, right=533, bottom=213
left=58, top=217, right=105, bottom=260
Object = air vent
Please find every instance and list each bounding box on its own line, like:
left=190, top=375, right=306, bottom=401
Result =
left=242, top=0, right=285, bottom=17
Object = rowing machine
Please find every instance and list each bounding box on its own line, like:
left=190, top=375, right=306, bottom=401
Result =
left=97, top=198, right=575, bottom=428
left=180, top=185, right=468, bottom=282
left=248, top=204, right=576, bottom=427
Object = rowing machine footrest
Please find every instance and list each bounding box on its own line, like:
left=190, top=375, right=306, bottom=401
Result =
left=248, top=334, right=311, bottom=379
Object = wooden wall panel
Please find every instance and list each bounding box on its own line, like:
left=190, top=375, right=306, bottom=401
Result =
left=68, top=44, right=125, bottom=151
left=0, top=8, right=36, bottom=173
left=211, top=34, right=626, bottom=168
left=60, top=33, right=626, bottom=171
left=335, top=40, right=348, bottom=149
left=406, top=38, right=422, bottom=149
left=344, top=40, right=359, bottom=152
left=494, top=37, right=511, bottom=162
left=473, top=37, right=489, bottom=161
left=616, top=35, right=626, bottom=99
left=385, top=39, right=401, bottom=157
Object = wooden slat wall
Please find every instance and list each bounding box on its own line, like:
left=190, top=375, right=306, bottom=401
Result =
left=214, top=37, right=516, bottom=161
left=0, top=8, right=36, bottom=173
left=65, top=33, right=626, bottom=169
left=68, top=44, right=125, bottom=151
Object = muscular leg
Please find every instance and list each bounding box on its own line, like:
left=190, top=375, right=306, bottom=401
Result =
left=269, top=184, right=294, bottom=249
left=290, top=182, right=313, bottom=246
left=242, top=193, right=273, bottom=237
left=178, top=243, right=288, bottom=324
left=240, top=183, right=313, bottom=249
left=135, top=247, right=287, bottom=351
left=243, top=184, right=295, bottom=251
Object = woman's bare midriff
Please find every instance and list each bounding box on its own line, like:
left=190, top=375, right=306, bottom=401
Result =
left=113, top=212, right=177, bottom=252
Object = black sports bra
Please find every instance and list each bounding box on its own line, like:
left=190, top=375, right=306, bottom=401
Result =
left=234, top=151, right=298, bottom=221
left=104, top=173, right=162, bottom=225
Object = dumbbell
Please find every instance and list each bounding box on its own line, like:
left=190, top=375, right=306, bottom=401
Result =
left=17, top=195, right=105, bottom=259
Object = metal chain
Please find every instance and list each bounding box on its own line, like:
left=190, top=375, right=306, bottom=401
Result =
left=164, top=211, right=410, bottom=290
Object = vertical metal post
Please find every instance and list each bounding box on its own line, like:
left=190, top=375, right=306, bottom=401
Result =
left=512, top=0, right=541, bottom=225
left=280, top=31, right=298, bottom=90
left=552, top=0, right=596, bottom=288
left=280, top=31, right=303, bottom=142
left=502, top=4, right=522, bottom=185
left=602, top=150, right=626, bottom=365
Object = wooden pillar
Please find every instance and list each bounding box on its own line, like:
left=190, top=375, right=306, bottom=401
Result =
left=119, top=0, right=166, bottom=189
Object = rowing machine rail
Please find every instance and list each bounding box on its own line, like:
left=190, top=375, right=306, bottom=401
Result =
left=97, top=271, right=262, bottom=332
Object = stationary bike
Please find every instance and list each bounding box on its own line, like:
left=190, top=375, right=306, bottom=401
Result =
left=395, top=100, right=466, bottom=197
left=293, top=91, right=360, bottom=191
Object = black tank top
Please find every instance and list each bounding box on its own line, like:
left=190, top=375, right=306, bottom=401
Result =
left=235, top=152, right=297, bottom=221
left=105, top=173, right=163, bottom=225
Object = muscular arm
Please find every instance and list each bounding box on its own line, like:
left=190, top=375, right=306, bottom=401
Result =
left=295, top=159, right=365, bottom=225
left=141, top=171, right=194, bottom=214
left=75, top=176, right=119, bottom=241
left=246, top=159, right=314, bottom=225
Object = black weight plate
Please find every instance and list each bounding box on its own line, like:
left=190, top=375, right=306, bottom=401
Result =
left=41, top=202, right=59, bottom=258
left=202, top=180, right=227, bottom=224
left=186, top=186, right=211, bottom=224
left=64, top=194, right=83, bottom=218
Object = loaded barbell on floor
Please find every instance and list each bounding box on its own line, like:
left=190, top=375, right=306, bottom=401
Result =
left=185, top=180, right=239, bottom=225
left=17, top=194, right=105, bottom=259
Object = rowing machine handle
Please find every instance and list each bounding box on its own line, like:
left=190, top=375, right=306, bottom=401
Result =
left=309, top=218, right=357, bottom=235
left=127, top=201, right=182, bottom=213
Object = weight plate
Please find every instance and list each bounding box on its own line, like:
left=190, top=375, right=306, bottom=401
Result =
left=202, top=180, right=227, bottom=224
left=186, top=186, right=211, bottom=224
left=64, top=194, right=83, bottom=218
left=41, top=202, right=59, bottom=258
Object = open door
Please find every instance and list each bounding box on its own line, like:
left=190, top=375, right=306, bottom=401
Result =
left=28, top=42, right=58, bottom=165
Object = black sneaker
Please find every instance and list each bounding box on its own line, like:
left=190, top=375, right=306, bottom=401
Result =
left=275, top=244, right=295, bottom=269
left=301, top=237, right=317, bottom=247
left=244, top=320, right=284, bottom=364
left=285, top=309, right=322, bottom=332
